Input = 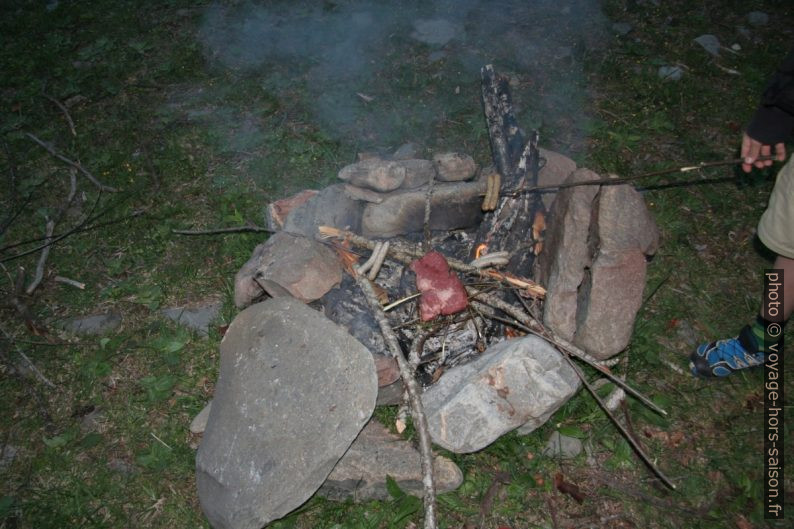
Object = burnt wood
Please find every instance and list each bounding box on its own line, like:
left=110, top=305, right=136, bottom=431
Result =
left=473, top=65, right=546, bottom=278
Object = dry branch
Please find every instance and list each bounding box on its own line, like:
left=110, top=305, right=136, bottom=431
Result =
left=0, top=326, right=56, bottom=389
left=26, top=133, right=117, bottom=192
left=352, top=269, right=437, bottom=529
left=562, top=352, right=676, bottom=490
left=43, top=93, right=77, bottom=137
left=171, top=225, right=272, bottom=235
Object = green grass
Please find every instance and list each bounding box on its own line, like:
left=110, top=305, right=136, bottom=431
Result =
left=1, top=0, right=792, bottom=528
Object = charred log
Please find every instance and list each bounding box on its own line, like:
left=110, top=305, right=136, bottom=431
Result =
left=474, top=65, right=546, bottom=278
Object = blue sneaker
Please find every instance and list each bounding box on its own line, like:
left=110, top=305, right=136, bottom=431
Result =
left=690, top=327, right=764, bottom=378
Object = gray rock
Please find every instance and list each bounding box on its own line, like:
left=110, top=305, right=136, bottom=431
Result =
left=191, top=401, right=213, bottom=434
left=611, top=22, right=633, bottom=36
left=421, top=335, right=580, bottom=453
left=376, top=380, right=404, bottom=406
left=318, top=420, right=463, bottom=501
left=392, top=143, right=421, bottom=160
left=1, top=444, right=18, bottom=471
left=398, top=159, right=438, bottom=189
left=233, top=231, right=342, bottom=308
left=747, top=11, right=769, bottom=26
left=541, top=431, right=582, bottom=460
left=283, top=184, right=363, bottom=238
left=537, top=148, right=578, bottom=210
left=658, top=65, right=684, bottom=81
left=64, top=311, right=122, bottom=336
left=343, top=184, right=386, bottom=204
left=536, top=169, right=600, bottom=342
left=196, top=298, right=377, bottom=529
left=411, top=19, right=462, bottom=46
left=161, top=301, right=223, bottom=337
left=432, top=153, right=477, bottom=182
left=574, top=249, right=648, bottom=359
left=694, top=34, right=721, bottom=56
left=338, top=159, right=406, bottom=192
left=79, top=407, right=105, bottom=432
left=361, top=179, right=486, bottom=238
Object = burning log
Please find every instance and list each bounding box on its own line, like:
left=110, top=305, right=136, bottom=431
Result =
left=473, top=65, right=546, bottom=278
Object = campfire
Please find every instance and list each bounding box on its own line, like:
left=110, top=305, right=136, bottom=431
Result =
left=196, top=66, right=661, bottom=529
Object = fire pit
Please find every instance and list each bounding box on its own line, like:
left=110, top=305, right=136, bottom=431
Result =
left=195, top=66, right=659, bottom=529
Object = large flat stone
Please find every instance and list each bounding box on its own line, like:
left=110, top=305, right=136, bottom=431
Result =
left=596, top=183, right=659, bottom=255
left=361, top=179, right=486, bottom=238
left=196, top=298, right=377, bottom=529
left=318, top=420, right=463, bottom=501
left=574, top=249, right=648, bottom=359
left=536, top=169, right=600, bottom=341
left=422, top=335, right=580, bottom=453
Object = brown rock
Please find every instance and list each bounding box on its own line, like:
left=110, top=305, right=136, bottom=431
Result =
left=537, top=168, right=600, bottom=341
left=372, top=354, right=400, bottom=387
left=338, top=159, right=406, bottom=192
left=233, top=232, right=342, bottom=308
left=433, top=152, right=477, bottom=182
left=537, top=148, right=577, bottom=210
left=596, top=181, right=659, bottom=255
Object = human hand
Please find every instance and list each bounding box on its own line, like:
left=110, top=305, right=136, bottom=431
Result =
left=741, top=132, right=786, bottom=173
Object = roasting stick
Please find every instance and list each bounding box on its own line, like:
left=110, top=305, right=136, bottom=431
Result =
left=502, top=154, right=779, bottom=197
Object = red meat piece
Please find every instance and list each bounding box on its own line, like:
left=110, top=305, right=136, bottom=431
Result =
left=409, top=251, right=468, bottom=321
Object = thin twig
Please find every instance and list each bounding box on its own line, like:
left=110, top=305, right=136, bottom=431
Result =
left=54, top=276, right=86, bottom=289
left=423, top=168, right=435, bottom=252
left=25, top=218, right=54, bottom=295
left=171, top=225, right=272, bottom=235
left=0, top=326, right=56, bottom=389
left=43, top=93, right=77, bottom=137
left=25, top=170, right=77, bottom=295
left=352, top=269, right=437, bottom=529
left=563, top=353, right=676, bottom=490
left=26, top=133, right=117, bottom=192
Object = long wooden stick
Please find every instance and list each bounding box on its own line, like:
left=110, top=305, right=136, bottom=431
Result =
left=503, top=155, right=779, bottom=196
left=171, top=225, right=272, bottom=235
left=352, top=269, right=437, bottom=529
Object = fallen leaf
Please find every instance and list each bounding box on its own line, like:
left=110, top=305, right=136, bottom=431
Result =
left=554, top=472, right=585, bottom=503
left=395, top=419, right=406, bottom=434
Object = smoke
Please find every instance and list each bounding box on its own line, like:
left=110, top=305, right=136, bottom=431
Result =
left=197, top=0, right=607, bottom=154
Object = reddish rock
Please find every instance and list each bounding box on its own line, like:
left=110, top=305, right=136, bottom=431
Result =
left=265, top=189, right=318, bottom=231
left=410, top=251, right=468, bottom=321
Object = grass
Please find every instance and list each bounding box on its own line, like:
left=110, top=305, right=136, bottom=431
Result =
left=1, top=0, right=792, bottom=528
